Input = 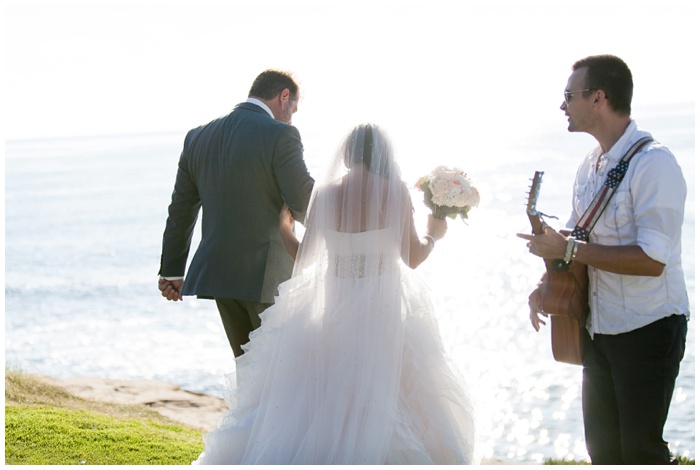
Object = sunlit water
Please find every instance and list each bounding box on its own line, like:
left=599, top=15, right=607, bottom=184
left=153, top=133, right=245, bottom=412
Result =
left=4, top=103, right=694, bottom=463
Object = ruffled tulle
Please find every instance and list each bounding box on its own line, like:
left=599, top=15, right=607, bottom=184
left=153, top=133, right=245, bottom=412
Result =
left=193, top=229, right=478, bottom=465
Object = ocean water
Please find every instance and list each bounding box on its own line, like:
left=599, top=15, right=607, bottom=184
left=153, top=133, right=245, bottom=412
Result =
left=4, top=103, right=694, bottom=463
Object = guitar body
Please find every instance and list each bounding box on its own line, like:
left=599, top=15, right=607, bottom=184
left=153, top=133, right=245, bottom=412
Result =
left=550, top=316, right=583, bottom=365
left=527, top=171, right=589, bottom=365
left=541, top=259, right=589, bottom=325
left=542, top=260, right=589, bottom=365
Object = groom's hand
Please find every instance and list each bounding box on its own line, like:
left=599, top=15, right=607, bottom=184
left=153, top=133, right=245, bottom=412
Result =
left=159, top=278, right=183, bottom=301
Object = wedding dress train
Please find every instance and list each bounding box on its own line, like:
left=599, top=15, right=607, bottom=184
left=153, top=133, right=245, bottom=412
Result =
left=193, top=229, right=477, bottom=464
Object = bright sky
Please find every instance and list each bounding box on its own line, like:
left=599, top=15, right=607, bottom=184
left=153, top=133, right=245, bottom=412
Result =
left=3, top=0, right=697, bottom=142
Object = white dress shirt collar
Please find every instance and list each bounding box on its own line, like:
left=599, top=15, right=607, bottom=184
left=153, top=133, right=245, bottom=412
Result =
left=608, top=120, right=639, bottom=160
left=246, top=97, right=274, bottom=119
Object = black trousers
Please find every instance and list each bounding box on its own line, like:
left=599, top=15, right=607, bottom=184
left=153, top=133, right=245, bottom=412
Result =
left=215, top=298, right=272, bottom=358
left=581, top=314, right=687, bottom=465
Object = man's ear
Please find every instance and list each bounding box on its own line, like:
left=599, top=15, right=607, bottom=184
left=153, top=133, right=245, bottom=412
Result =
left=593, top=89, right=605, bottom=104
left=279, top=88, right=290, bottom=102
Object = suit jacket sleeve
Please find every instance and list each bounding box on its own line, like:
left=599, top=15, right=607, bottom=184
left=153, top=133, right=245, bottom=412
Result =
left=158, top=131, right=202, bottom=277
left=272, top=126, right=314, bottom=223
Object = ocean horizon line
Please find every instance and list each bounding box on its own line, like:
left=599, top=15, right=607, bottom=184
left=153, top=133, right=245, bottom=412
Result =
left=4, top=100, right=694, bottom=144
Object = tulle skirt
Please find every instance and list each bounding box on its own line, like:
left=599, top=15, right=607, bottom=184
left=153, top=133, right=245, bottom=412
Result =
left=193, top=265, right=477, bottom=464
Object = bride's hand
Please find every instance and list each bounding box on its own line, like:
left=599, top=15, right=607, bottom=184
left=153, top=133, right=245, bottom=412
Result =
left=280, top=203, right=295, bottom=234
left=426, top=214, right=448, bottom=241
left=280, top=203, right=300, bottom=260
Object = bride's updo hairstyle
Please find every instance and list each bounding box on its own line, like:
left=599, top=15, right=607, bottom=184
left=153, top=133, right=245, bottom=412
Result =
left=341, top=123, right=398, bottom=179
left=294, top=121, right=412, bottom=266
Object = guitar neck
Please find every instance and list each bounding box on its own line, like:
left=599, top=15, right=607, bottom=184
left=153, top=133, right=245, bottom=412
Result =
left=528, top=213, right=544, bottom=235
left=527, top=171, right=545, bottom=235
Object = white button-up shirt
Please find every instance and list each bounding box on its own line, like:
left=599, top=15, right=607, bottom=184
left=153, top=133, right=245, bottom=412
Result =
left=567, top=120, right=690, bottom=336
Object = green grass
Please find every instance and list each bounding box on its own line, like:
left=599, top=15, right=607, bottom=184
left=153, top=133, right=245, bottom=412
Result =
left=5, top=370, right=204, bottom=465
left=675, top=456, right=695, bottom=465
left=544, top=455, right=695, bottom=465
left=544, top=457, right=591, bottom=465
left=5, top=369, right=694, bottom=465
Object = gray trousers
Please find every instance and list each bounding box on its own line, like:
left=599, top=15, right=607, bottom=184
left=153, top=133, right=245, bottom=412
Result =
left=215, top=298, right=272, bottom=357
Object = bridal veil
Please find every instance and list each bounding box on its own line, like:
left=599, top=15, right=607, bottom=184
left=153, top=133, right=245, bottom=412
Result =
left=194, top=124, right=478, bottom=464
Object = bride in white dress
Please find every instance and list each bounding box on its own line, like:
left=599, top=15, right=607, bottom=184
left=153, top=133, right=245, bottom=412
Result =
left=193, top=124, right=478, bottom=464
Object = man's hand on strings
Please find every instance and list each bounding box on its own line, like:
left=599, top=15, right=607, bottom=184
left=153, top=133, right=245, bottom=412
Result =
left=516, top=226, right=568, bottom=260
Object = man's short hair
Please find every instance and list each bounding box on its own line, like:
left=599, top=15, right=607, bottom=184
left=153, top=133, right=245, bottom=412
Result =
left=248, top=70, right=299, bottom=101
left=573, top=55, right=633, bottom=115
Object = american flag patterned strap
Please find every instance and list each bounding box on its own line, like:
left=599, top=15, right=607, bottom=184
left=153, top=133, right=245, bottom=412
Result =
left=570, top=136, right=654, bottom=242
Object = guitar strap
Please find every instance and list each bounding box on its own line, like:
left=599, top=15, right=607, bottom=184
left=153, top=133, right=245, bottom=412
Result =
left=570, top=136, right=654, bottom=242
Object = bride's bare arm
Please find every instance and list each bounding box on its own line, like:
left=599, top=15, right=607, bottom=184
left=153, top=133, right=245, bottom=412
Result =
left=279, top=203, right=299, bottom=260
left=402, top=190, right=448, bottom=269
left=406, top=214, right=447, bottom=269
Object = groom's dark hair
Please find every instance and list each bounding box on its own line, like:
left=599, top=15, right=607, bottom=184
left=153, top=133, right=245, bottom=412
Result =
left=249, top=70, right=300, bottom=101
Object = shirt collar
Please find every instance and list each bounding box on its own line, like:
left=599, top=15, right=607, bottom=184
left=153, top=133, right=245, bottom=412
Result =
left=603, top=120, right=639, bottom=163
left=246, top=97, right=274, bottom=119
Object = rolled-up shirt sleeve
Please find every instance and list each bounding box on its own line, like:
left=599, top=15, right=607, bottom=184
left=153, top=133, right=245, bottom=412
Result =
left=632, top=147, right=687, bottom=265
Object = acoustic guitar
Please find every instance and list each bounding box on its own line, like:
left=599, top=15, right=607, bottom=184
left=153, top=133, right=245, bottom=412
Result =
left=526, top=171, right=589, bottom=365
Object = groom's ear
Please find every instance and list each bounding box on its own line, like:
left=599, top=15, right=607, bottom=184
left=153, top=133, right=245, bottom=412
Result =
left=279, top=88, right=291, bottom=102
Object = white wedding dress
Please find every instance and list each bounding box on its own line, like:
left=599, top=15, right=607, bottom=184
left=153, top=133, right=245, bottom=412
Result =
left=193, top=124, right=478, bottom=465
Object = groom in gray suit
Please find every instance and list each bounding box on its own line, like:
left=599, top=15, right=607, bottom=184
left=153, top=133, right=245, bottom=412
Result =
left=158, top=69, right=314, bottom=357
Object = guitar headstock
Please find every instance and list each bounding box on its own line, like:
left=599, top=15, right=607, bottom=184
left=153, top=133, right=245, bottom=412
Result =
left=527, top=171, right=544, bottom=234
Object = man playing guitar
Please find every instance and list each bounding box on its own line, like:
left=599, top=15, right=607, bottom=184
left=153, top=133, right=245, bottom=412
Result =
left=517, top=55, right=689, bottom=465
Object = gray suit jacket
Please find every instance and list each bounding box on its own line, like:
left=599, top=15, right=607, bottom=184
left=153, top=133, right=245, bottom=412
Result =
left=159, top=102, right=314, bottom=303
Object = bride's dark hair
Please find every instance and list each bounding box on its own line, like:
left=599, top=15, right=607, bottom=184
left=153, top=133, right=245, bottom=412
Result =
left=294, top=121, right=411, bottom=265
left=342, top=123, right=397, bottom=178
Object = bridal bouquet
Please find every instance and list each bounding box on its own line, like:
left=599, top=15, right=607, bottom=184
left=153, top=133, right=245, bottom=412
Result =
left=416, top=166, right=480, bottom=220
